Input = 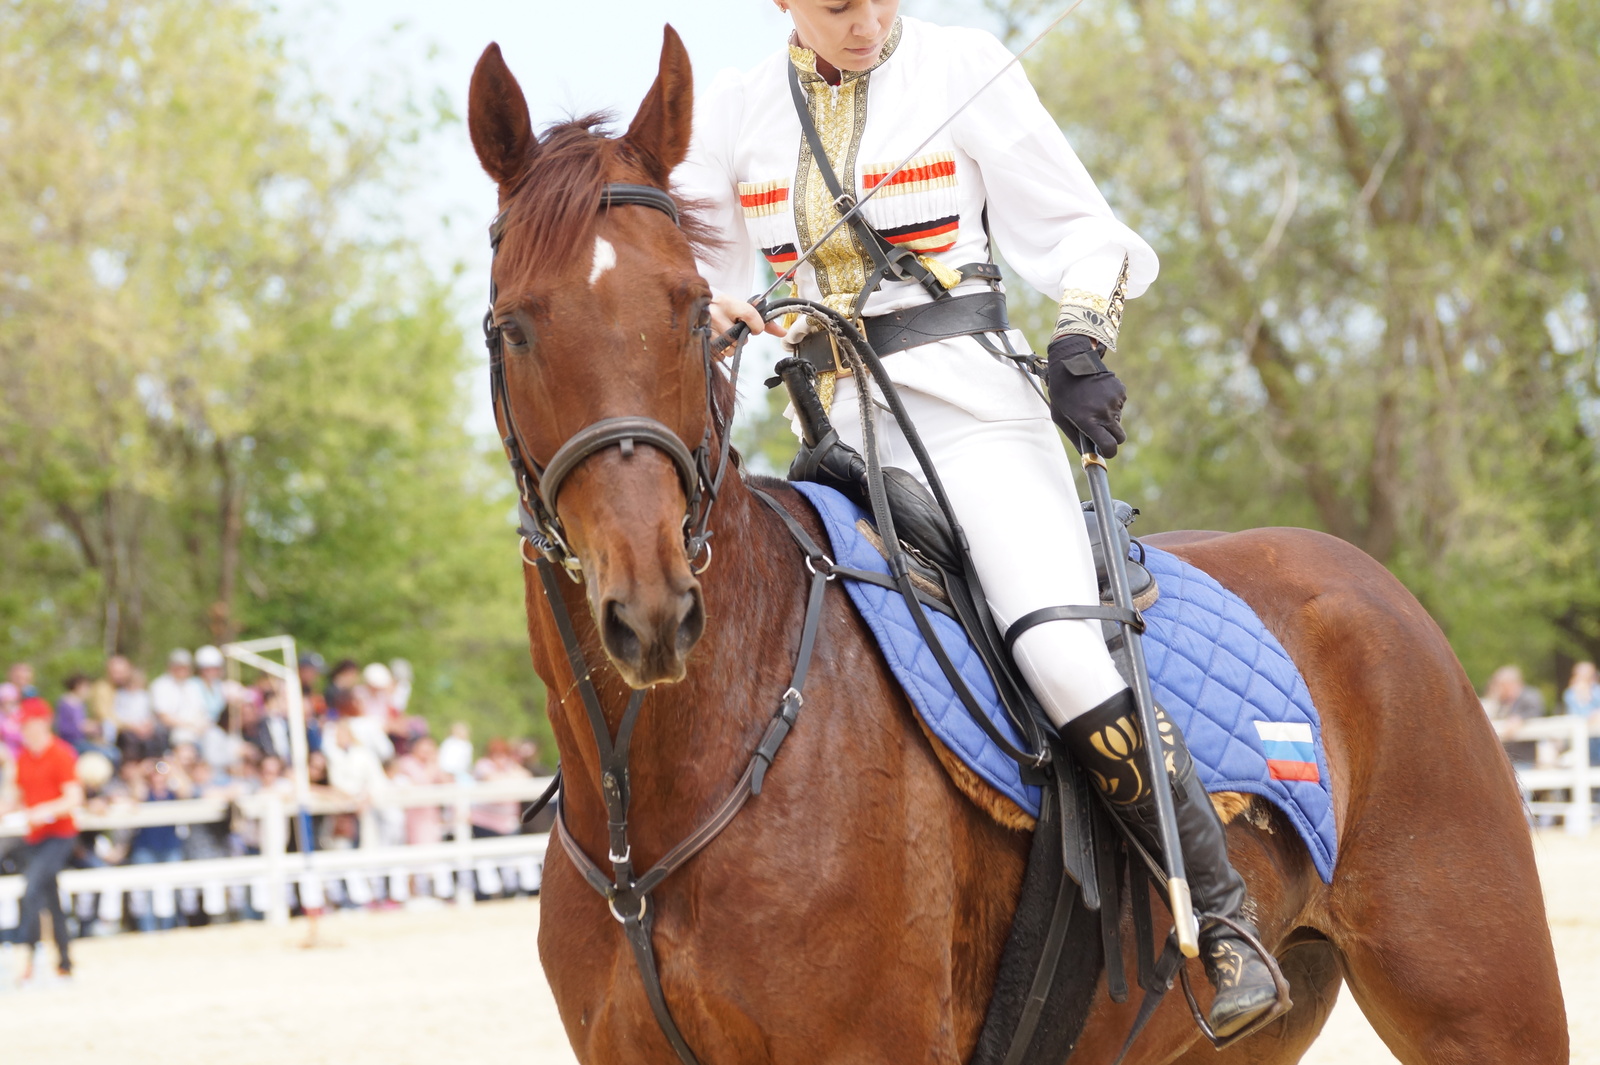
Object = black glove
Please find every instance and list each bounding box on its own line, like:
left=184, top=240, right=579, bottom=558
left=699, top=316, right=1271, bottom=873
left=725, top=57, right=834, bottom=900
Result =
left=1046, top=334, right=1127, bottom=458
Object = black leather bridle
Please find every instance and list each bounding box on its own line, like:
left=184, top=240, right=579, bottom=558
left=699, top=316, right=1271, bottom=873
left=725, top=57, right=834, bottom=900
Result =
left=484, top=182, right=832, bottom=1065
left=485, top=183, right=724, bottom=580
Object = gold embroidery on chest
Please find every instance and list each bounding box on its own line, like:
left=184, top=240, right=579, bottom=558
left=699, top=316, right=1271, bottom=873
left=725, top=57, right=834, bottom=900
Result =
left=789, top=20, right=902, bottom=319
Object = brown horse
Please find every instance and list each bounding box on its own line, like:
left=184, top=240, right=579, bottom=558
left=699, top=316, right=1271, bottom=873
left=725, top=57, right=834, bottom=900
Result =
left=467, top=28, right=1567, bottom=1065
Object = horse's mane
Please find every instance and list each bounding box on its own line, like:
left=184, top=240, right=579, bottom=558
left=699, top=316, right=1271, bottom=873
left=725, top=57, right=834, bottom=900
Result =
left=497, top=113, right=721, bottom=280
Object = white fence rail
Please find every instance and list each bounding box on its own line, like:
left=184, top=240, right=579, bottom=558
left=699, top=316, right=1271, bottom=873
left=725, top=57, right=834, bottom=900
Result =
left=4, top=713, right=1590, bottom=930
left=0, top=778, right=553, bottom=929
left=1509, top=715, right=1596, bottom=834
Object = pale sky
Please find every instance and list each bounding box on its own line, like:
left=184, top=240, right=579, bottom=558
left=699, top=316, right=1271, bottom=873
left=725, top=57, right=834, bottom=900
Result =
left=261, top=1, right=1012, bottom=435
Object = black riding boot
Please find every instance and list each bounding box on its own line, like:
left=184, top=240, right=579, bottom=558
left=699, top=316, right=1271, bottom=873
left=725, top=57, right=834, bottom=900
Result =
left=1062, top=690, right=1280, bottom=1039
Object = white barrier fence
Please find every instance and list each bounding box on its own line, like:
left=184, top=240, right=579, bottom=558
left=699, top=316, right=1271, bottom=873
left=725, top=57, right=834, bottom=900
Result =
left=0, top=778, right=553, bottom=930
left=1509, top=715, right=1596, bottom=834
left=2, top=712, right=1590, bottom=931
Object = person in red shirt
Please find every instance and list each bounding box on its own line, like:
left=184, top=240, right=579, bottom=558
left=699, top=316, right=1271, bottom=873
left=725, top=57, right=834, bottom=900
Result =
left=5, top=697, right=83, bottom=980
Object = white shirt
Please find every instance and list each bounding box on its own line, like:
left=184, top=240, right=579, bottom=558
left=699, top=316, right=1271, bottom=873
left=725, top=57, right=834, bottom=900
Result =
left=344, top=713, right=394, bottom=763
left=325, top=739, right=389, bottom=801
left=438, top=735, right=474, bottom=783
left=150, top=673, right=208, bottom=735
left=678, top=16, right=1158, bottom=421
left=112, top=688, right=153, bottom=728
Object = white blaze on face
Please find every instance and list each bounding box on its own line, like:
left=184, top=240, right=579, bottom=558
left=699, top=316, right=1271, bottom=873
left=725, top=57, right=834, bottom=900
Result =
left=588, top=236, right=617, bottom=285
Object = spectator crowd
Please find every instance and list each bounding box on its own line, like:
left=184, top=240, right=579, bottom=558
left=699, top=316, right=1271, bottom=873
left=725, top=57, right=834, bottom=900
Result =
left=0, top=649, right=550, bottom=949
left=1481, top=659, right=1600, bottom=766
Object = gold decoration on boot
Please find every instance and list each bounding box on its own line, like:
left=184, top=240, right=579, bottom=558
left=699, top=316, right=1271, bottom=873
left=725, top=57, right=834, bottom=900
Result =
left=1086, top=714, right=1149, bottom=805
left=1154, top=705, right=1181, bottom=777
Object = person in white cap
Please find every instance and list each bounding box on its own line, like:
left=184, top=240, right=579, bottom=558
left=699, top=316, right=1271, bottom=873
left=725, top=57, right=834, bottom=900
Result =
left=336, top=663, right=396, bottom=763
left=149, top=649, right=207, bottom=747
left=192, top=646, right=228, bottom=725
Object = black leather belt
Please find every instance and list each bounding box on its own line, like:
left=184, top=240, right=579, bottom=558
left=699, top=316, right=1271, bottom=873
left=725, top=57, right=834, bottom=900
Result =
left=794, top=291, right=1011, bottom=375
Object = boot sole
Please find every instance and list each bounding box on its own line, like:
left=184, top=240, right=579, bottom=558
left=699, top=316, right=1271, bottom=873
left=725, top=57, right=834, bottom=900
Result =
left=1209, top=988, right=1281, bottom=1039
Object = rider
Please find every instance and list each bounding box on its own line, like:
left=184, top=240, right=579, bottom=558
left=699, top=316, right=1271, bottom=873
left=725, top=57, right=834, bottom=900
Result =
left=678, top=0, right=1276, bottom=1037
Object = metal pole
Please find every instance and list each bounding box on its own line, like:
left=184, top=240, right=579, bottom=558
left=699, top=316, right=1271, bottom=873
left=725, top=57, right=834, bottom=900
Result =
left=1080, top=448, right=1201, bottom=957
left=262, top=792, right=289, bottom=925
left=223, top=636, right=319, bottom=936
left=220, top=639, right=310, bottom=807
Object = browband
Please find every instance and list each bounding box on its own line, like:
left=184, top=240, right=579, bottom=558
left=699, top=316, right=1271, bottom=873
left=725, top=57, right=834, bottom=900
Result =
left=487, top=183, right=679, bottom=251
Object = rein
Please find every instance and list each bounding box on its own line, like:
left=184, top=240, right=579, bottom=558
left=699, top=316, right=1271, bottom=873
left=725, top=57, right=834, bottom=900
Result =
left=484, top=181, right=829, bottom=1065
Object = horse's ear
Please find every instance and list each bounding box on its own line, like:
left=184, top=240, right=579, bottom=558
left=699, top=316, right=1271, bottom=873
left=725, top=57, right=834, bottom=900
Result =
left=622, top=25, right=694, bottom=186
left=469, top=42, right=535, bottom=188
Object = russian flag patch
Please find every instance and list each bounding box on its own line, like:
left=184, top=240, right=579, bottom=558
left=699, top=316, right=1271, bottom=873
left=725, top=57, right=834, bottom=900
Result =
left=1253, top=721, right=1320, bottom=782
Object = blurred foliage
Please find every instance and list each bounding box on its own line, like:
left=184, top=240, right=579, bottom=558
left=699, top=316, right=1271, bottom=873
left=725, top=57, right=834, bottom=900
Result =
left=991, top=0, right=1600, bottom=694
left=0, top=0, right=545, bottom=745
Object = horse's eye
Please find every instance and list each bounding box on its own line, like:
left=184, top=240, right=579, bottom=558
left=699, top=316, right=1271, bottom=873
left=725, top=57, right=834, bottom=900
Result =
left=500, top=321, right=530, bottom=350
left=694, top=302, right=711, bottom=331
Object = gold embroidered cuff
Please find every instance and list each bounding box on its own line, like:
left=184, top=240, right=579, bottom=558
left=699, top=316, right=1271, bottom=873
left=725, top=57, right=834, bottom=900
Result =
left=1051, top=256, right=1130, bottom=352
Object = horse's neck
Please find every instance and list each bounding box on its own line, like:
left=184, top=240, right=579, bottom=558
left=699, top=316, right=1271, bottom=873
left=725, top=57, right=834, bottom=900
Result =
left=540, top=474, right=806, bottom=863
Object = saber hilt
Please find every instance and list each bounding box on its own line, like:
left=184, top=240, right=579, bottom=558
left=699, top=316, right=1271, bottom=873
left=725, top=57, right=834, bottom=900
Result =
left=1080, top=437, right=1201, bottom=959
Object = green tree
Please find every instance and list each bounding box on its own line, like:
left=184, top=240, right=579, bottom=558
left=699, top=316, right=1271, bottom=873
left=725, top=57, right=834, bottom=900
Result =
left=1008, top=0, right=1600, bottom=689
left=0, top=0, right=544, bottom=743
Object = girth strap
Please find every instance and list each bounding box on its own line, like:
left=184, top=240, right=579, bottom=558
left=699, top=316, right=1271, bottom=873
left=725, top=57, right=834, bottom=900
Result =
left=999, top=782, right=1080, bottom=1065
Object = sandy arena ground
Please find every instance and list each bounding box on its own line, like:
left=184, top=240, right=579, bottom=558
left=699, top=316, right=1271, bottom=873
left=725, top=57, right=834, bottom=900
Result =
left=3, top=830, right=1594, bottom=1063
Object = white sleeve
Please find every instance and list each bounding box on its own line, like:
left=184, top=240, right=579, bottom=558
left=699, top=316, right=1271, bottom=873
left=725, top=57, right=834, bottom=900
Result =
left=676, top=68, right=757, bottom=298
left=950, top=29, right=1158, bottom=303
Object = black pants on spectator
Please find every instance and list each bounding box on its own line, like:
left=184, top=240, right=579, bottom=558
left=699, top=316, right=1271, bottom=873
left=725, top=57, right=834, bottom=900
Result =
left=19, top=835, right=75, bottom=973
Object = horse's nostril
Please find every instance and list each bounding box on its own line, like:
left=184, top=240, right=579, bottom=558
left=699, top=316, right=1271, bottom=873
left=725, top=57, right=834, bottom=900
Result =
left=602, top=598, right=643, bottom=668
left=677, top=588, right=705, bottom=656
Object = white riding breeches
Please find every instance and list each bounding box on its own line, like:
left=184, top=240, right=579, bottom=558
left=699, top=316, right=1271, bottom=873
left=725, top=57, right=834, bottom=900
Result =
left=823, top=376, right=1130, bottom=726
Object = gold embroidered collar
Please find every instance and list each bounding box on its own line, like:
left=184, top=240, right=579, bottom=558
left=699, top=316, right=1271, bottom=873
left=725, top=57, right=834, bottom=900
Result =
left=788, top=18, right=903, bottom=84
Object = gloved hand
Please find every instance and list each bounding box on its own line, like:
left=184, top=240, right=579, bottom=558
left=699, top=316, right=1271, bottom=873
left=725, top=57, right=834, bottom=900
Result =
left=1046, top=334, right=1127, bottom=458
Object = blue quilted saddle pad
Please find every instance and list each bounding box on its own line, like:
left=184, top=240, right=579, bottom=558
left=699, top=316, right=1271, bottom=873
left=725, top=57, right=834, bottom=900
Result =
left=790, top=482, right=1337, bottom=882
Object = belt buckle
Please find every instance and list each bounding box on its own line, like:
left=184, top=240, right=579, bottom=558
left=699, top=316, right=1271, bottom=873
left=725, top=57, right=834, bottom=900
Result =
left=827, top=330, right=852, bottom=378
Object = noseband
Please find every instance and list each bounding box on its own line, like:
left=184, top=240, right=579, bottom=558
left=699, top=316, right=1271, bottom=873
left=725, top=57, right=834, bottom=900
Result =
left=483, top=183, right=727, bottom=580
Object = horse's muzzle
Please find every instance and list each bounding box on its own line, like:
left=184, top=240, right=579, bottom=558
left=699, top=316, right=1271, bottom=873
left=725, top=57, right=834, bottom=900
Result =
left=600, top=581, right=705, bottom=687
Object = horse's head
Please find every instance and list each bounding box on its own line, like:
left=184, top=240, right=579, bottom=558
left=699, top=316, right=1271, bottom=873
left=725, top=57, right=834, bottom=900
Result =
left=469, top=29, right=718, bottom=688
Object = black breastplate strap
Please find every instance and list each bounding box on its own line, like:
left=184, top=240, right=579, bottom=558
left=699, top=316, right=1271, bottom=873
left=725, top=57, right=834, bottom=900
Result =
left=787, top=64, right=1000, bottom=316
left=546, top=486, right=834, bottom=1065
